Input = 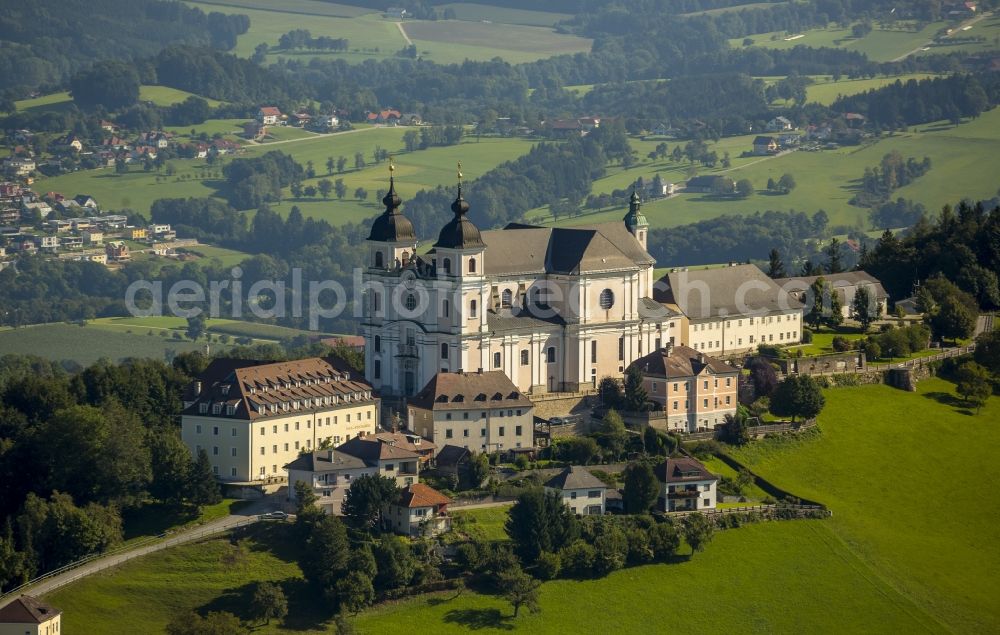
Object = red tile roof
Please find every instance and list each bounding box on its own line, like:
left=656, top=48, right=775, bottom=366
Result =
left=397, top=483, right=452, bottom=508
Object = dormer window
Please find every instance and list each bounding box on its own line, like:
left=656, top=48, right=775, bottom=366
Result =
left=199, top=403, right=208, bottom=414
left=226, top=405, right=236, bottom=415
left=212, top=403, right=222, bottom=414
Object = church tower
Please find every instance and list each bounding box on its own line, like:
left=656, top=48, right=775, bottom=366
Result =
left=623, top=189, right=649, bottom=251
left=366, top=160, right=417, bottom=271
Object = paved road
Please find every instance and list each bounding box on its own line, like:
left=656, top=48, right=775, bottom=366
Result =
left=0, top=496, right=280, bottom=609
left=243, top=124, right=382, bottom=148
left=891, top=12, right=992, bottom=62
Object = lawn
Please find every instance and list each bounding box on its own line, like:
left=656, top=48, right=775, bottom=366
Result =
left=0, top=323, right=214, bottom=366
left=729, top=377, right=1000, bottom=633
left=791, top=329, right=868, bottom=356
left=14, top=86, right=223, bottom=113
left=697, top=455, right=770, bottom=501
left=534, top=107, right=1000, bottom=235
left=403, top=20, right=592, bottom=65
left=802, top=73, right=944, bottom=106
left=450, top=505, right=512, bottom=542
left=88, top=316, right=338, bottom=342
left=178, top=244, right=254, bottom=268
left=734, top=21, right=950, bottom=62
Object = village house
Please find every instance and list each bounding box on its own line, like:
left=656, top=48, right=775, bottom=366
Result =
left=148, top=224, right=176, bottom=241
left=320, top=113, right=340, bottom=129
left=38, top=235, right=59, bottom=251
left=766, top=116, right=794, bottom=132
left=5, top=156, right=36, bottom=177
left=59, top=235, right=83, bottom=249
left=23, top=201, right=52, bottom=218
left=181, top=357, right=378, bottom=491
left=105, top=240, right=130, bottom=263
left=752, top=135, right=779, bottom=155
left=257, top=107, right=282, bottom=125
left=654, top=264, right=804, bottom=356
left=544, top=465, right=607, bottom=515
left=655, top=456, right=718, bottom=512
left=100, top=119, right=118, bottom=133
left=291, top=112, right=312, bottom=127
left=400, top=113, right=422, bottom=126
left=775, top=271, right=889, bottom=320
left=629, top=343, right=739, bottom=432
left=407, top=371, right=535, bottom=455
left=367, top=109, right=402, bottom=125
left=73, top=195, right=98, bottom=209
left=386, top=483, right=453, bottom=537
left=0, top=595, right=62, bottom=635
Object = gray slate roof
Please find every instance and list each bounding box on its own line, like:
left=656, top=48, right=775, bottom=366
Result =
left=409, top=371, right=533, bottom=412
left=284, top=449, right=367, bottom=473
left=544, top=465, right=607, bottom=491
left=774, top=271, right=889, bottom=300
left=630, top=344, right=738, bottom=379
left=655, top=264, right=802, bottom=320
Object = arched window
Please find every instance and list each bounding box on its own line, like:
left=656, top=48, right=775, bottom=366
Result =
left=469, top=257, right=477, bottom=273
left=501, top=289, right=513, bottom=308
left=405, top=294, right=417, bottom=311
left=493, top=352, right=501, bottom=368
left=374, top=251, right=383, bottom=268
left=441, top=343, right=449, bottom=360
left=470, top=299, right=478, bottom=318
left=520, top=350, right=529, bottom=366
left=546, top=347, right=556, bottom=363
left=599, top=288, right=615, bottom=310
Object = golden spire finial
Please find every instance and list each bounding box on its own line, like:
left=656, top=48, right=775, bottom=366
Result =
left=389, top=156, right=395, bottom=173
left=457, top=161, right=463, bottom=184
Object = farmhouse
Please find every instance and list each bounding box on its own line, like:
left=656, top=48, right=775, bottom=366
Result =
left=766, top=116, right=793, bottom=132
left=0, top=595, right=62, bottom=635
left=775, top=271, right=889, bottom=320
left=544, top=465, right=607, bottom=515
left=654, top=264, right=804, bottom=356
left=753, top=135, right=778, bottom=155
left=655, top=456, right=718, bottom=512
left=257, top=107, right=282, bottom=125
left=181, top=357, right=378, bottom=488
left=684, top=175, right=726, bottom=193
left=407, top=371, right=534, bottom=455
left=629, top=343, right=739, bottom=432
left=386, top=483, right=453, bottom=537
left=367, top=109, right=401, bottom=125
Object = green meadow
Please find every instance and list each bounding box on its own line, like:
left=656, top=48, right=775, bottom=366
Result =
left=14, top=86, right=223, bottom=113
left=184, top=1, right=590, bottom=66
left=734, top=21, right=950, bottom=62
left=536, top=107, right=1000, bottom=232
left=436, top=3, right=572, bottom=27
left=802, top=73, right=944, bottom=106
left=730, top=377, right=1000, bottom=633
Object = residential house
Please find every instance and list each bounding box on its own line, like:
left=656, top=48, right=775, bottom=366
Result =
left=844, top=112, right=866, bottom=128
left=369, top=430, right=436, bottom=465
left=129, top=227, right=148, bottom=240
left=211, top=139, right=239, bottom=155
left=320, top=113, right=340, bottom=129
left=386, top=483, right=452, bottom=536
left=400, top=113, right=422, bottom=126
left=384, top=7, right=407, bottom=19
left=366, top=109, right=401, bottom=125
left=0, top=595, right=62, bottom=635
left=655, top=456, right=718, bottom=512
left=84, top=252, right=107, bottom=264
left=257, top=107, right=282, bottom=125
left=654, top=263, right=804, bottom=356
left=47, top=219, right=71, bottom=232
left=38, top=235, right=58, bottom=251
left=100, top=119, right=118, bottom=132
left=55, top=134, right=83, bottom=152
left=148, top=224, right=176, bottom=241
left=578, top=116, right=601, bottom=131
left=650, top=122, right=680, bottom=137
left=752, top=135, right=778, bottom=156
left=291, top=112, right=312, bottom=127
left=59, top=235, right=83, bottom=249
left=82, top=229, right=103, bottom=245
left=73, top=194, right=98, bottom=209
left=766, top=116, right=794, bottom=132
left=775, top=271, right=889, bottom=320
left=646, top=181, right=676, bottom=198
left=777, top=133, right=801, bottom=147
left=407, top=372, right=535, bottom=455
left=105, top=240, right=130, bottom=263
left=805, top=123, right=833, bottom=140
left=181, top=356, right=378, bottom=488
left=285, top=447, right=379, bottom=515
left=433, top=444, right=476, bottom=485
left=5, top=156, right=36, bottom=176
left=544, top=465, right=607, bottom=515
left=629, top=343, right=739, bottom=432
left=547, top=119, right=583, bottom=136
left=0, top=208, right=18, bottom=225
left=23, top=201, right=52, bottom=218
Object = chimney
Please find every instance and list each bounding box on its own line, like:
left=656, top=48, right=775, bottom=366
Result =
left=663, top=342, right=674, bottom=356
left=193, top=380, right=202, bottom=396
left=698, top=353, right=707, bottom=364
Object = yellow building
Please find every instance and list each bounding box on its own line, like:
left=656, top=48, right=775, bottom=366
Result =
left=128, top=227, right=148, bottom=240
left=181, top=357, right=379, bottom=492
left=0, top=596, right=61, bottom=635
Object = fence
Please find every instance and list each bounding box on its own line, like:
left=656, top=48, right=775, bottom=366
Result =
left=666, top=503, right=829, bottom=519
left=867, top=343, right=975, bottom=372
left=0, top=517, right=259, bottom=605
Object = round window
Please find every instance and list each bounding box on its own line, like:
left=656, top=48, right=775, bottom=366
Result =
left=599, top=288, right=615, bottom=310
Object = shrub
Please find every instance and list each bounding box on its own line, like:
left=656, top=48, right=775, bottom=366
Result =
left=863, top=340, right=881, bottom=361
left=801, top=328, right=813, bottom=344
left=831, top=336, right=851, bottom=352
left=560, top=540, right=596, bottom=578
left=534, top=552, right=561, bottom=580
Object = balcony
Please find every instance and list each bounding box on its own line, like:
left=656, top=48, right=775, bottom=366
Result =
left=397, top=344, right=419, bottom=357
left=669, top=488, right=701, bottom=498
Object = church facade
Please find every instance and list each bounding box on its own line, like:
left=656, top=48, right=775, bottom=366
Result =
left=362, top=173, right=677, bottom=398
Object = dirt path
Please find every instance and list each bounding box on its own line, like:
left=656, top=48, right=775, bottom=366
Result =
left=396, top=21, right=413, bottom=46
left=245, top=125, right=380, bottom=148
left=891, top=12, right=992, bottom=62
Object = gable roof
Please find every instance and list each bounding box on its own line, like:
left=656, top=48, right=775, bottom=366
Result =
left=370, top=431, right=436, bottom=454
left=754, top=135, right=777, bottom=144
left=396, top=483, right=452, bottom=508
left=630, top=344, right=737, bottom=379
left=478, top=222, right=653, bottom=276
left=654, top=457, right=718, bottom=483
left=774, top=271, right=888, bottom=300
left=337, top=435, right=420, bottom=463
left=544, top=465, right=607, bottom=490
left=0, top=596, right=61, bottom=624
left=435, top=444, right=472, bottom=467
left=258, top=107, right=281, bottom=116
left=654, top=264, right=802, bottom=320
left=409, top=371, right=533, bottom=412
left=284, top=448, right=368, bottom=473
left=181, top=356, right=374, bottom=421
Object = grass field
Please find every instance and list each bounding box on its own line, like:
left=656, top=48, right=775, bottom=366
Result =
left=14, top=86, right=223, bottom=113
left=734, top=21, right=950, bottom=62
left=450, top=505, right=512, bottom=542
left=0, top=323, right=211, bottom=366
left=88, top=316, right=336, bottom=342
left=802, top=73, right=943, bottom=106
left=437, top=3, right=571, bottom=27
left=729, top=378, right=1000, bottom=633
left=535, top=107, right=1000, bottom=235
left=179, top=244, right=255, bottom=268
left=190, top=0, right=372, bottom=18
left=184, top=1, right=590, bottom=65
